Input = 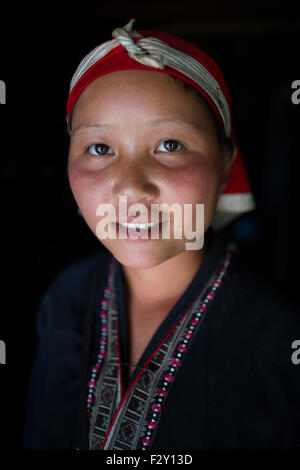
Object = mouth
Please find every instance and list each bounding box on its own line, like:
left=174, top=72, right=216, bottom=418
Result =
left=113, top=221, right=167, bottom=242
left=118, top=222, right=158, bottom=229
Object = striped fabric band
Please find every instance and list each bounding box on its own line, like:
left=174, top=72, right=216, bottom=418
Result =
left=69, top=18, right=231, bottom=137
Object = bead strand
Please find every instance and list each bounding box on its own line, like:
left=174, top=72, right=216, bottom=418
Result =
left=86, top=262, right=114, bottom=417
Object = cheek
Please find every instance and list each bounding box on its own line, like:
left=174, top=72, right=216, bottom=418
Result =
left=68, top=161, right=110, bottom=227
left=163, top=158, right=223, bottom=232
left=163, top=158, right=222, bottom=205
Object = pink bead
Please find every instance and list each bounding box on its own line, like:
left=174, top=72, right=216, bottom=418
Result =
left=152, top=403, right=161, bottom=412
left=98, top=351, right=105, bottom=358
left=191, top=318, right=199, bottom=325
left=147, top=421, right=157, bottom=429
left=171, top=358, right=180, bottom=367
left=157, top=388, right=168, bottom=397
left=87, top=397, right=93, bottom=404
left=214, top=279, right=221, bottom=286
left=164, top=374, right=173, bottom=382
left=207, top=292, right=215, bottom=300
left=93, top=363, right=101, bottom=370
left=178, top=344, right=187, bottom=352
left=100, top=311, right=106, bottom=318
left=87, top=381, right=95, bottom=388
left=200, top=305, right=207, bottom=312
left=185, top=331, right=193, bottom=339
left=142, top=437, right=150, bottom=445
left=102, top=324, right=107, bottom=331
left=100, top=339, right=106, bottom=345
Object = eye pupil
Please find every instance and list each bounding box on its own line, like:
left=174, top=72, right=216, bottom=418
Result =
left=165, top=140, right=179, bottom=151
left=95, top=144, right=109, bottom=154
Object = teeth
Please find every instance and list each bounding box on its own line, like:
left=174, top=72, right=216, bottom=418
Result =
left=119, top=222, right=158, bottom=229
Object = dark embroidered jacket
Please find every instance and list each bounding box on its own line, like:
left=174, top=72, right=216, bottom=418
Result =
left=23, top=230, right=300, bottom=450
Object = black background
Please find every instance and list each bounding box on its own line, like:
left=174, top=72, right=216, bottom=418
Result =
left=0, top=0, right=299, bottom=453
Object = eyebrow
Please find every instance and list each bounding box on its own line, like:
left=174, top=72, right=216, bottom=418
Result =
left=70, top=123, right=116, bottom=136
left=70, top=117, right=205, bottom=136
left=150, top=118, right=205, bottom=131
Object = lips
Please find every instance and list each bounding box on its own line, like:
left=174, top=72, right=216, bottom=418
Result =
left=118, top=221, right=159, bottom=229
left=113, top=220, right=167, bottom=242
left=114, top=221, right=162, bottom=232
left=117, top=216, right=163, bottom=224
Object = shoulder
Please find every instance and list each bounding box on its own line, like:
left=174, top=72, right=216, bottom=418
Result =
left=36, top=248, right=112, bottom=332
left=228, top=247, right=298, bottom=318
left=224, top=246, right=300, bottom=366
left=46, top=248, right=111, bottom=296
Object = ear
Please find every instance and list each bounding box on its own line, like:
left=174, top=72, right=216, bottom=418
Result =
left=220, top=143, right=237, bottom=193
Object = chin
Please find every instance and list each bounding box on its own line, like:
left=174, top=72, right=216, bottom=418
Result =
left=103, top=240, right=182, bottom=270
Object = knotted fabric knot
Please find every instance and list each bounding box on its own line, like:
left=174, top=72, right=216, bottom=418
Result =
left=112, top=18, right=165, bottom=69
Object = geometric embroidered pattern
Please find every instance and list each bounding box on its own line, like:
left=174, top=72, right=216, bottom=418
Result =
left=86, top=248, right=232, bottom=450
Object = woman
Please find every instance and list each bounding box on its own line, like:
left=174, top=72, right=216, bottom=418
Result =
left=23, top=19, right=300, bottom=450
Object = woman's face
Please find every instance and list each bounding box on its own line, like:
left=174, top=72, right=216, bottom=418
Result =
left=68, top=69, right=232, bottom=268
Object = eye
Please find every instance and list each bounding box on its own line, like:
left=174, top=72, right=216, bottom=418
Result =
left=157, top=139, right=184, bottom=153
left=86, top=143, right=114, bottom=156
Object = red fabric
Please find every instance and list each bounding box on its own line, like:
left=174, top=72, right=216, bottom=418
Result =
left=67, top=29, right=252, bottom=197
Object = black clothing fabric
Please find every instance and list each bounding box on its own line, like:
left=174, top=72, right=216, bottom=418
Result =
left=23, top=230, right=300, bottom=450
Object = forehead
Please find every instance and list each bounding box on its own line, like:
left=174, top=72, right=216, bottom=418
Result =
left=70, top=69, right=214, bottom=130
left=74, top=69, right=192, bottom=110
left=80, top=69, right=184, bottom=92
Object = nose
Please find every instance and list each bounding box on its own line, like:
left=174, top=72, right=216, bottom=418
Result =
left=111, top=157, right=160, bottom=206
